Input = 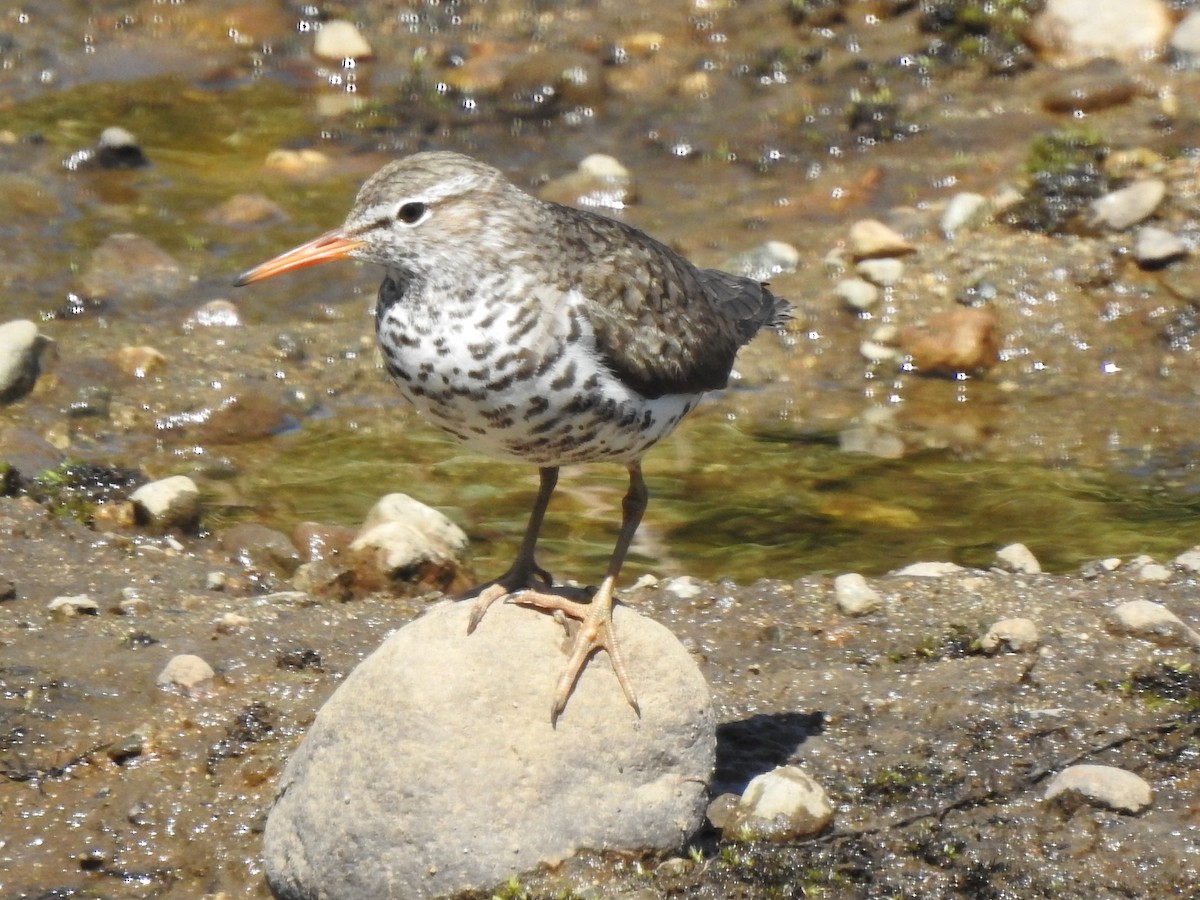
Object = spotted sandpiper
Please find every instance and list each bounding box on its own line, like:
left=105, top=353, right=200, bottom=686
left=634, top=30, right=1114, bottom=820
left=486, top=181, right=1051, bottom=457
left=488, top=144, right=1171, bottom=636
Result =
left=236, top=151, right=789, bottom=721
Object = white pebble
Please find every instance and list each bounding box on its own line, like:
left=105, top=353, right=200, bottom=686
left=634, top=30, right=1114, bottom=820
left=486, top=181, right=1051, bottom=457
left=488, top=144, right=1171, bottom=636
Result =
left=979, top=617, right=1039, bottom=653
left=157, top=654, right=215, bottom=696
left=1044, top=764, right=1152, bottom=814
left=833, top=573, right=882, bottom=616
left=1110, top=599, right=1200, bottom=648
left=48, top=594, right=99, bottom=616
left=995, top=542, right=1041, bottom=574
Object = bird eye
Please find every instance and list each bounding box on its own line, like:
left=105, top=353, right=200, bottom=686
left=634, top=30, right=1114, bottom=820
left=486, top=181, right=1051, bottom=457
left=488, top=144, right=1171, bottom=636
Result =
left=396, top=201, right=428, bottom=225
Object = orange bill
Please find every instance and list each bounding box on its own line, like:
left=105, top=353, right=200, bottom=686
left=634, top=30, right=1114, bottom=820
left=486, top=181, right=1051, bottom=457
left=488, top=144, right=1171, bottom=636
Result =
left=234, top=229, right=365, bottom=286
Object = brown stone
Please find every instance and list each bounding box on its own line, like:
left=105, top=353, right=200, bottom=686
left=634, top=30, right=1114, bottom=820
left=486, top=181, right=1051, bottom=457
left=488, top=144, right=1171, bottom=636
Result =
left=899, top=308, right=1001, bottom=376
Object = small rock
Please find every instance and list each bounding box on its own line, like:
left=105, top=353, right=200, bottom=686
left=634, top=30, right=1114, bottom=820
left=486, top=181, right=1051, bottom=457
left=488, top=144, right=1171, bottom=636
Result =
left=1133, top=226, right=1188, bottom=268
left=0, top=319, right=50, bottom=404
left=262, top=601, right=714, bottom=899
left=221, top=523, right=303, bottom=578
left=894, top=561, right=965, bottom=577
left=1089, top=179, right=1165, bottom=230
left=1029, top=0, right=1172, bottom=65
left=539, top=154, right=637, bottom=211
left=1173, top=549, right=1200, bottom=573
left=663, top=575, right=706, bottom=599
left=183, top=299, right=242, bottom=331
left=723, top=766, right=833, bottom=841
left=130, top=475, right=201, bottom=532
left=705, top=793, right=741, bottom=829
left=264, top=149, right=332, bottom=179
left=292, top=521, right=356, bottom=563
left=313, top=20, right=373, bottom=61
left=112, top=345, right=166, bottom=378
left=833, top=573, right=882, bottom=616
left=995, top=542, right=1042, bottom=574
left=187, top=388, right=290, bottom=445
left=215, top=612, right=251, bottom=635
left=721, top=241, right=801, bottom=282
left=62, top=125, right=150, bottom=171
left=206, top=193, right=288, bottom=227
left=979, top=617, right=1039, bottom=654
left=940, top=192, right=989, bottom=238
left=1134, top=561, right=1172, bottom=583
left=48, top=594, right=99, bottom=617
left=1044, top=764, right=1152, bottom=814
left=349, top=494, right=470, bottom=593
left=1171, top=10, right=1200, bottom=61
left=1041, top=61, right=1139, bottom=114
left=206, top=571, right=227, bottom=591
left=80, top=234, right=187, bottom=302
left=899, top=307, right=1001, bottom=376
left=156, top=654, right=216, bottom=696
left=1110, top=599, right=1200, bottom=647
left=836, top=278, right=879, bottom=311
left=839, top=424, right=905, bottom=458
left=0, top=577, right=15, bottom=601
left=848, top=219, right=915, bottom=260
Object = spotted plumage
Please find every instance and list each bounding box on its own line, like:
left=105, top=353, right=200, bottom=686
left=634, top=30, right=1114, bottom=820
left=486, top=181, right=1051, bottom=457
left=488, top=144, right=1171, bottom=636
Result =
left=235, top=151, right=790, bottom=721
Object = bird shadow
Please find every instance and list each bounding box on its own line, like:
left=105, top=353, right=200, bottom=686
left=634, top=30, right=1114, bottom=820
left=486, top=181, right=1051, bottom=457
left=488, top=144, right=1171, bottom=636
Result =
left=712, top=710, right=827, bottom=796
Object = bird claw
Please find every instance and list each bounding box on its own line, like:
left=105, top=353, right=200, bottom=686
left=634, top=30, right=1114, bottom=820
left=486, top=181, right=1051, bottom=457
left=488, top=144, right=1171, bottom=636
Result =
left=462, top=562, right=555, bottom=633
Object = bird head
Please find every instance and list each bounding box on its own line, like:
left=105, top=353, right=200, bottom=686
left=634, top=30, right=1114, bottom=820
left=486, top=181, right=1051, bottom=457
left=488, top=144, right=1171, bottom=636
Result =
left=234, top=151, right=533, bottom=287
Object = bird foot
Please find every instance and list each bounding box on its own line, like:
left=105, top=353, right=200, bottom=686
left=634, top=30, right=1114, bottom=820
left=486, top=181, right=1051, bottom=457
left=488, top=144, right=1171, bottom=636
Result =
left=460, top=561, right=554, bottom=633
left=508, top=589, right=640, bottom=723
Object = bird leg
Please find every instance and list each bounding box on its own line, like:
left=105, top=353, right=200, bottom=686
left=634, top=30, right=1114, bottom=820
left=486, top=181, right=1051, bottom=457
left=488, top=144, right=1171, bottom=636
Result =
left=465, top=466, right=558, bottom=633
left=509, top=461, right=647, bottom=722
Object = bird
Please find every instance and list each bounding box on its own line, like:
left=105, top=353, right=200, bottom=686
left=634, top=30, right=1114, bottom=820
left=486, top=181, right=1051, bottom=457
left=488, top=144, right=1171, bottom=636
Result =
left=235, top=151, right=790, bottom=721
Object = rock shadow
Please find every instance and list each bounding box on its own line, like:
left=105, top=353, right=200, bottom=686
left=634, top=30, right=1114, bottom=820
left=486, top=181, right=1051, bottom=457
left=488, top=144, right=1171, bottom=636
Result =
left=713, top=710, right=826, bottom=795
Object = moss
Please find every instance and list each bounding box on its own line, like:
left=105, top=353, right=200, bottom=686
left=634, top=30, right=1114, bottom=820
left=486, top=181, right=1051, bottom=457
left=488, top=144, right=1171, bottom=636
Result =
left=26, top=461, right=143, bottom=524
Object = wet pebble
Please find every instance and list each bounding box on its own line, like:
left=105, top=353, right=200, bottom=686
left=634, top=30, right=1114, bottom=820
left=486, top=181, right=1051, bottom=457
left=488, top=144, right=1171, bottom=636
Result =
left=347, top=493, right=470, bottom=592
left=221, top=523, right=302, bottom=578
left=995, top=542, right=1042, bottom=574
left=979, top=617, right=1040, bottom=654
left=663, top=575, right=706, bottom=599
left=1041, top=62, right=1139, bottom=114
left=847, top=219, right=915, bottom=260
left=62, top=126, right=150, bottom=171
left=1109, top=599, right=1200, bottom=648
left=1171, top=10, right=1200, bottom=62
left=1133, top=560, right=1172, bottom=583
left=855, top=256, right=905, bottom=287
left=940, top=192, right=989, bottom=239
left=722, top=765, right=833, bottom=841
left=263, top=149, right=332, bottom=179
left=1134, top=226, right=1188, bottom=269
left=1173, top=549, right=1200, bottom=573
left=1044, top=764, right=1152, bottom=814
left=1029, top=0, right=1172, bottom=65
left=721, top=241, right=801, bottom=282
left=112, top=345, right=166, bottom=378
left=837, top=277, right=879, bottom=311
left=292, top=521, right=356, bottom=563
left=207, top=193, right=288, bottom=228
left=0, top=319, right=48, bottom=404
left=313, top=20, right=373, bottom=61
left=895, top=561, right=965, bottom=577
left=833, top=572, right=882, bottom=616
left=196, top=388, right=291, bottom=444
left=156, top=653, right=215, bottom=696
left=263, top=601, right=714, bottom=899
left=80, top=234, right=186, bottom=302
left=1089, top=179, right=1165, bottom=230
left=183, top=298, right=242, bottom=331
left=899, top=307, right=1001, bottom=376
left=47, top=594, right=99, bottom=617
left=130, top=475, right=201, bottom=533
left=539, top=154, right=637, bottom=211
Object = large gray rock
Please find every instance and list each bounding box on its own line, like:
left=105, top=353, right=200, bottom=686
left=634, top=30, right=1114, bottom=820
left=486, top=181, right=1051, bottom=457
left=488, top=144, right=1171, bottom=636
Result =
left=265, top=600, right=715, bottom=899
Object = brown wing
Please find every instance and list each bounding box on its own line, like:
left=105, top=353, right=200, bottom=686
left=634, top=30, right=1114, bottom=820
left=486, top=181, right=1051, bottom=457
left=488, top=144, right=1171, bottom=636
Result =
left=550, top=203, right=789, bottom=399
